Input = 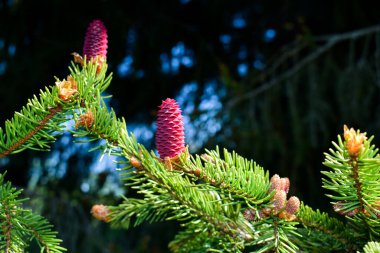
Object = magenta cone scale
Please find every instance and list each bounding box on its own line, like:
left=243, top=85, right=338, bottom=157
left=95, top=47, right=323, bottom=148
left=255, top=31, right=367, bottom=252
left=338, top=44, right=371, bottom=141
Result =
left=156, top=98, right=185, bottom=158
left=83, top=20, right=108, bottom=59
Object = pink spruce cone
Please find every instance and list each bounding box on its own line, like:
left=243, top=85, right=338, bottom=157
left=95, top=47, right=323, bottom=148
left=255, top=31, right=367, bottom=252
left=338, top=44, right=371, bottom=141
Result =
left=156, top=98, right=185, bottom=158
left=83, top=20, right=108, bottom=60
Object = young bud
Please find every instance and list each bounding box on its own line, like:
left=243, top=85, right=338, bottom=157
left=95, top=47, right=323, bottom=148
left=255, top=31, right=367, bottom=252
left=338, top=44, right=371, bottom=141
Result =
left=343, top=125, right=367, bottom=157
left=56, top=75, right=78, bottom=101
left=243, top=208, right=256, bottom=221
left=278, top=211, right=297, bottom=221
left=130, top=156, right=143, bottom=170
left=285, top=196, right=300, bottom=215
left=279, top=177, right=290, bottom=194
left=75, top=110, right=94, bottom=129
left=156, top=98, right=185, bottom=159
left=269, top=174, right=281, bottom=192
left=91, top=204, right=111, bottom=222
left=272, top=190, right=287, bottom=214
left=269, top=174, right=290, bottom=194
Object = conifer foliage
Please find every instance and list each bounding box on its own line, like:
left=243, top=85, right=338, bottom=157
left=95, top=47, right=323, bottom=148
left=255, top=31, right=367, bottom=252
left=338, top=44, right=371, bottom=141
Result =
left=1, top=19, right=380, bottom=252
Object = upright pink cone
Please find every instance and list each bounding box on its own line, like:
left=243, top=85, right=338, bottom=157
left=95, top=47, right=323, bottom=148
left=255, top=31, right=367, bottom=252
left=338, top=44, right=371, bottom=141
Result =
left=156, top=98, right=185, bottom=158
left=83, top=20, right=108, bottom=60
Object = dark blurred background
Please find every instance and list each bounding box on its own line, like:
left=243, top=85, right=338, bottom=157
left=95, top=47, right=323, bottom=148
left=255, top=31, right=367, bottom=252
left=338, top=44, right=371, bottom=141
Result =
left=1, top=0, right=380, bottom=252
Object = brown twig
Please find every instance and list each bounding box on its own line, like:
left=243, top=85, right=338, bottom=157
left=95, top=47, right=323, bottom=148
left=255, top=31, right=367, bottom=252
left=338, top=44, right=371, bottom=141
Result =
left=0, top=105, right=62, bottom=158
left=227, top=24, right=380, bottom=108
left=3, top=205, right=13, bottom=253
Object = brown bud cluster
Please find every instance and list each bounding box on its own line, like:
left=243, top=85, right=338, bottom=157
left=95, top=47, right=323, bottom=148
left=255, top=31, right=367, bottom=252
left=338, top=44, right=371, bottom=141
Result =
left=75, top=110, right=94, bottom=129
left=56, top=75, right=78, bottom=101
left=343, top=125, right=367, bottom=158
left=279, top=196, right=300, bottom=221
left=272, top=190, right=287, bottom=214
left=91, top=204, right=111, bottom=222
left=269, top=174, right=290, bottom=194
left=243, top=174, right=300, bottom=222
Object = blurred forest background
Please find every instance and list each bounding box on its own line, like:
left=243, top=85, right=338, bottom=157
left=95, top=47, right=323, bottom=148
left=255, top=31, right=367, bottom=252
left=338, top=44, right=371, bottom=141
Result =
left=1, top=0, right=380, bottom=252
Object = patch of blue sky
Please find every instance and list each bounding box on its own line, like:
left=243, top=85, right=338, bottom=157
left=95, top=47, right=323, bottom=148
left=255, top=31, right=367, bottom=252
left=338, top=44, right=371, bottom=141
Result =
left=232, top=14, right=246, bottom=29
left=128, top=123, right=155, bottom=147
left=161, top=53, right=171, bottom=73
left=135, top=69, right=145, bottom=79
left=253, top=58, right=265, bottom=70
left=0, top=61, right=7, bottom=75
left=237, top=63, right=248, bottom=76
left=181, top=56, right=193, bottom=67
left=263, top=28, right=276, bottom=42
left=8, top=43, right=16, bottom=56
left=171, top=57, right=181, bottom=73
left=127, top=28, right=137, bottom=46
left=118, top=55, right=134, bottom=77
left=162, top=41, right=194, bottom=74
left=238, top=46, right=247, bottom=60
left=172, top=41, right=185, bottom=56
left=176, top=81, right=225, bottom=152
left=220, top=34, right=232, bottom=45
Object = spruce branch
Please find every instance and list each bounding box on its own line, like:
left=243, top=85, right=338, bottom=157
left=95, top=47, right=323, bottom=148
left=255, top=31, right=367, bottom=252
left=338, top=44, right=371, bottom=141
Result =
left=183, top=147, right=272, bottom=207
left=118, top=148, right=255, bottom=241
left=0, top=86, right=66, bottom=158
left=322, top=126, right=380, bottom=240
left=250, top=217, right=299, bottom=253
left=363, top=241, right=380, bottom=253
left=0, top=56, right=112, bottom=160
left=295, top=203, right=359, bottom=252
left=0, top=172, right=65, bottom=252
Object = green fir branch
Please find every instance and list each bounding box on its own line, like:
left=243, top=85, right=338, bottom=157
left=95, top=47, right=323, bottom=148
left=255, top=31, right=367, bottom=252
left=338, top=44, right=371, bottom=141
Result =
left=0, top=58, right=112, bottom=159
left=0, top=87, right=65, bottom=158
left=295, top=203, right=359, bottom=251
left=363, top=241, right=380, bottom=253
left=250, top=217, right=299, bottom=253
left=169, top=220, right=246, bottom=253
left=0, top=172, right=65, bottom=252
left=183, top=147, right=273, bottom=207
left=322, top=132, right=380, bottom=240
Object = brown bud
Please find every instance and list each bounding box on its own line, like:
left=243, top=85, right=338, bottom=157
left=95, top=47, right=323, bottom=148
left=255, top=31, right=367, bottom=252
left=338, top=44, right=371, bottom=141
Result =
left=72, top=52, right=84, bottom=65
left=56, top=75, right=78, bottom=101
left=333, top=201, right=359, bottom=217
left=192, top=168, right=202, bottom=177
left=130, top=156, right=142, bottom=170
left=258, top=209, right=269, bottom=219
left=280, top=177, right=290, bottom=194
left=285, top=196, right=300, bottom=215
left=272, top=190, right=287, bottom=214
left=261, top=207, right=272, bottom=216
left=269, top=174, right=281, bottom=192
left=278, top=211, right=297, bottom=221
left=371, top=201, right=380, bottom=218
left=75, top=110, right=94, bottom=129
left=91, top=204, right=111, bottom=222
left=243, top=208, right=256, bottom=221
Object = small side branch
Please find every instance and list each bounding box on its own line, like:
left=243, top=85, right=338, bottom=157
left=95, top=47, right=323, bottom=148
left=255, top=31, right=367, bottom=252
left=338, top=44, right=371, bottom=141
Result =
left=2, top=205, right=13, bottom=253
left=0, top=105, right=62, bottom=158
left=227, top=24, right=380, bottom=108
